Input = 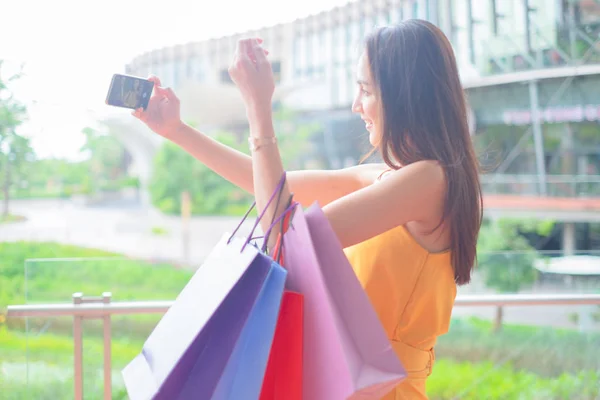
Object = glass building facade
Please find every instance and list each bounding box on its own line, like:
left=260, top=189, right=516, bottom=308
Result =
left=124, top=0, right=600, bottom=171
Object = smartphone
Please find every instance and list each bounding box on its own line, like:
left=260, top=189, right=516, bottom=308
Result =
left=105, top=74, right=154, bottom=110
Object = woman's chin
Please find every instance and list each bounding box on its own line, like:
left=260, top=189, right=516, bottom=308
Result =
left=368, top=131, right=380, bottom=147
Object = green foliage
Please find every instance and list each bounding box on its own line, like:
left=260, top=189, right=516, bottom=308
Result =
left=1, top=242, right=598, bottom=400
left=8, top=125, right=141, bottom=200
left=150, top=225, right=169, bottom=236
left=0, top=327, right=142, bottom=400
left=1, top=319, right=598, bottom=400
left=0, top=61, right=36, bottom=214
left=477, top=219, right=555, bottom=293
left=0, top=61, right=141, bottom=203
left=430, top=317, right=600, bottom=399
left=0, top=214, right=26, bottom=224
left=16, top=158, right=91, bottom=197
left=79, top=126, right=133, bottom=193
left=428, top=359, right=599, bottom=400
left=436, top=317, right=600, bottom=377
left=149, top=109, right=319, bottom=216
left=149, top=135, right=252, bottom=216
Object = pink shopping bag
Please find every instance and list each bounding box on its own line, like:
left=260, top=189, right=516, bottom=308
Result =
left=282, top=203, right=406, bottom=400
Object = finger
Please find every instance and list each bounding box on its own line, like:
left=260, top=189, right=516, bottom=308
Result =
left=132, top=108, right=145, bottom=121
left=148, top=76, right=168, bottom=96
left=252, top=41, right=269, bottom=65
left=246, top=40, right=267, bottom=62
left=148, top=75, right=162, bottom=87
left=236, top=39, right=253, bottom=60
left=234, top=39, right=253, bottom=67
left=164, top=88, right=179, bottom=103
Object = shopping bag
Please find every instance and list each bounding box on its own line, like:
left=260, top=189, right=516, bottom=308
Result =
left=122, top=173, right=290, bottom=400
left=210, top=262, right=287, bottom=400
left=282, top=204, right=407, bottom=400
left=121, top=235, right=272, bottom=399
left=259, top=291, right=304, bottom=400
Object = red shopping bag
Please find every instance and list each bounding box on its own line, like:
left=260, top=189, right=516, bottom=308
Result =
left=259, top=290, right=303, bottom=400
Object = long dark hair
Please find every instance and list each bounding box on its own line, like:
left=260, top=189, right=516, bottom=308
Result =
left=365, top=20, right=482, bottom=285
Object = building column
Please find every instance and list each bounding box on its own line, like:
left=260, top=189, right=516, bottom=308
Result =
left=528, top=80, right=547, bottom=196
left=466, top=0, right=476, bottom=65
left=563, top=222, right=576, bottom=256
left=426, top=0, right=440, bottom=26
left=561, top=123, right=576, bottom=196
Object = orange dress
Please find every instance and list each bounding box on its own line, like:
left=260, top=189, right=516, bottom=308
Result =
left=344, top=224, right=456, bottom=399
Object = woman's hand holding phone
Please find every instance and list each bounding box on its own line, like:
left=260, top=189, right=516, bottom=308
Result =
left=132, top=76, right=184, bottom=139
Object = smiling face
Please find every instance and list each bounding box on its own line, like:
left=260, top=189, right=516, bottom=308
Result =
left=352, top=52, right=382, bottom=147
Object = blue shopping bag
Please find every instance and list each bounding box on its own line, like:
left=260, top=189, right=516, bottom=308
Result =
left=209, top=261, right=287, bottom=400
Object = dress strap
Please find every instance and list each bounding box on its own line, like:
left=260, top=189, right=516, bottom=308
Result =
left=376, top=168, right=393, bottom=182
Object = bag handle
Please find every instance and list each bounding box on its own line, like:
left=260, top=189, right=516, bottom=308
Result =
left=227, top=171, right=287, bottom=249
left=272, top=193, right=295, bottom=265
left=246, top=198, right=298, bottom=252
left=245, top=185, right=287, bottom=248
left=260, top=200, right=298, bottom=253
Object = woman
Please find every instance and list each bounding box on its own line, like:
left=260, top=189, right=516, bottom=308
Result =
left=134, top=20, right=482, bottom=400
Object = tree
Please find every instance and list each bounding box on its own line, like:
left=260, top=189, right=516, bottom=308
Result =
left=477, top=218, right=554, bottom=331
left=149, top=132, right=253, bottom=216
left=0, top=133, right=35, bottom=215
left=79, top=126, right=131, bottom=193
left=149, top=109, right=320, bottom=216
left=0, top=61, right=34, bottom=216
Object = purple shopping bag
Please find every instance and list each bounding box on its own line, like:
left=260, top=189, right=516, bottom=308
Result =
left=121, top=235, right=272, bottom=399
left=282, top=204, right=406, bottom=400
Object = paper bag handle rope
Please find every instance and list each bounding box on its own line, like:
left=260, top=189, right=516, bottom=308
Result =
left=261, top=201, right=299, bottom=253
left=227, top=171, right=287, bottom=251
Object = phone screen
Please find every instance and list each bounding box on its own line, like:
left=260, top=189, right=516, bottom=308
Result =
left=105, top=74, right=154, bottom=110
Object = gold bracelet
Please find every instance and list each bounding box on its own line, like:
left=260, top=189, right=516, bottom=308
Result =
left=248, top=136, right=277, bottom=151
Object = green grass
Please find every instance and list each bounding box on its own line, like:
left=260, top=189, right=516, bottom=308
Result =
left=435, top=317, right=600, bottom=377
left=2, top=326, right=598, bottom=400
left=0, top=327, right=137, bottom=400
left=0, top=214, right=26, bottom=224
left=1, top=241, right=599, bottom=399
left=0, top=241, right=193, bottom=314
left=0, top=241, right=191, bottom=399
left=150, top=225, right=169, bottom=236
left=1, top=326, right=597, bottom=400
left=428, top=359, right=600, bottom=399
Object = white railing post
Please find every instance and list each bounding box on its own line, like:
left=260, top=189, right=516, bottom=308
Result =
left=71, top=292, right=113, bottom=400
left=72, top=293, right=84, bottom=400
left=102, top=292, right=112, bottom=400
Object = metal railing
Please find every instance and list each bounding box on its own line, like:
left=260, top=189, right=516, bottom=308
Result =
left=480, top=174, right=600, bottom=197
left=6, top=293, right=600, bottom=400
left=475, top=21, right=600, bottom=77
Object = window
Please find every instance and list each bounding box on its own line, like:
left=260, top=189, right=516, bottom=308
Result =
left=306, top=33, right=313, bottom=77
left=319, top=31, right=326, bottom=76
left=186, top=59, right=194, bottom=80
left=220, top=68, right=233, bottom=84
left=310, top=32, right=320, bottom=77
left=272, top=61, right=282, bottom=83
left=173, top=60, right=181, bottom=88
left=392, top=6, right=403, bottom=24
left=575, top=0, right=600, bottom=25
left=299, top=35, right=308, bottom=76
left=335, top=25, right=345, bottom=64
left=293, top=37, right=301, bottom=77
